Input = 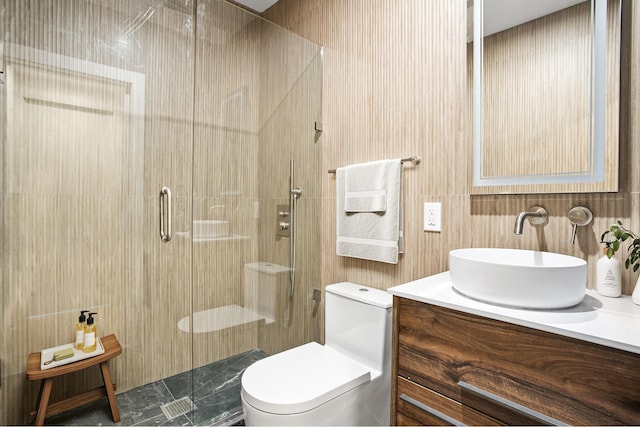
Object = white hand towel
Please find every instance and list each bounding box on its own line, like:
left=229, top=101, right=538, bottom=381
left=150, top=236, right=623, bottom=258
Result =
left=344, top=160, right=389, bottom=213
left=336, top=159, right=403, bottom=264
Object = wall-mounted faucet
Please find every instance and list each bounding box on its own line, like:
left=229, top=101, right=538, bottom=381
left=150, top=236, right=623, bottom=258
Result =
left=567, top=206, right=593, bottom=244
left=514, top=206, right=548, bottom=235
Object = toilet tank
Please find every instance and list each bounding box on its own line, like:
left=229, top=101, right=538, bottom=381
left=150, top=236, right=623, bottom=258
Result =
left=244, top=262, right=291, bottom=323
left=325, top=282, right=393, bottom=375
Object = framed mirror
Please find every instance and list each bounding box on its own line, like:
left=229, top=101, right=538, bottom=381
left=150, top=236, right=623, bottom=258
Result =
left=469, top=0, right=622, bottom=194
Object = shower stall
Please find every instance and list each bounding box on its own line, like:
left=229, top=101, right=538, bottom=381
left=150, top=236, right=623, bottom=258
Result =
left=0, top=0, right=322, bottom=424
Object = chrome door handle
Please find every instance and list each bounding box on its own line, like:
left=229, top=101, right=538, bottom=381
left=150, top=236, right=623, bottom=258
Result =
left=159, top=186, right=172, bottom=242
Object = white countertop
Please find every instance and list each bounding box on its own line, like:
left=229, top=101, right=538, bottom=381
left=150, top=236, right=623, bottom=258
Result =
left=388, top=272, right=640, bottom=355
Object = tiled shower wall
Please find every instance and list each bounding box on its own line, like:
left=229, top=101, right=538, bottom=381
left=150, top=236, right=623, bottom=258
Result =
left=2, top=3, right=194, bottom=423
left=0, top=0, right=321, bottom=423
left=264, top=0, right=640, bottom=338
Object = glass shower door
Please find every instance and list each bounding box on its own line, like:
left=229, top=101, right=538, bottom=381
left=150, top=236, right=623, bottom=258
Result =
left=190, top=0, right=322, bottom=385
left=0, top=0, right=195, bottom=424
left=0, top=0, right=322, bottom=424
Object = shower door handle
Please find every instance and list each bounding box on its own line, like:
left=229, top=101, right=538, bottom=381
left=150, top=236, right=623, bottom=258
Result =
left=159, top=186, right=172, bottom=242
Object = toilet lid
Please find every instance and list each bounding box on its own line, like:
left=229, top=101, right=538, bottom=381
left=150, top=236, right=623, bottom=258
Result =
left=241, top=342, right=371, bottom=415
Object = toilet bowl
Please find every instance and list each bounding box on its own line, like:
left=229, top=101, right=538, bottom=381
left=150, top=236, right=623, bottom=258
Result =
left=241, top=282, right=393, bottom=425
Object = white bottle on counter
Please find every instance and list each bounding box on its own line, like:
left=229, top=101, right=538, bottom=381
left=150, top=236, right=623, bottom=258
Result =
left=632, top=277, right=640, bottom=305
left=597, top=247, right=622, bottom=297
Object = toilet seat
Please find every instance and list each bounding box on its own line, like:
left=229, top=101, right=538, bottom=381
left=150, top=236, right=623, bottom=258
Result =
left=241, top=342, right=371, bottom=415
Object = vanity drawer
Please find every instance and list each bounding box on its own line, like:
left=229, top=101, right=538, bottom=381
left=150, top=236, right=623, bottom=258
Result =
left=396, top=376, right=499, bottom=426
left=394, top=297, right=640, bottom=425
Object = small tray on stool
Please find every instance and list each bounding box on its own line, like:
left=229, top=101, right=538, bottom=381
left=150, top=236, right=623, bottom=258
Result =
left=40, top=337, right=105, bottom=370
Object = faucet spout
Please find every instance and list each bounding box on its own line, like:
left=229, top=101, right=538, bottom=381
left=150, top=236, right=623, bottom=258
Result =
left=514, top=206, right=548, bottom=235
left=514, top=212, right=532, bottom=235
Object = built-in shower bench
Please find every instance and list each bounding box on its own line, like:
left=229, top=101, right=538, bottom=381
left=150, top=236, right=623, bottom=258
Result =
left=26, top=334, right=122, bottom=426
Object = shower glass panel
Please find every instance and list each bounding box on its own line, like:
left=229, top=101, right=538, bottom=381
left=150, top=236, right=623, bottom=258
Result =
left=0, top=0, right=321, bottom=424
left=191, top=0, right=322, bottom=367
left=0, top=0, right=195, bottom=424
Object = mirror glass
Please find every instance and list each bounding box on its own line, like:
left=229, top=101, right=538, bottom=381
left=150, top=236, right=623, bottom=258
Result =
left=469, top=0, right=621, bottom=194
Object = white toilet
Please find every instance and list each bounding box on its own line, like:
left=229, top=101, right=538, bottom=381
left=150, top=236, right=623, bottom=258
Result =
left=240, top=282, right=393, bottom=426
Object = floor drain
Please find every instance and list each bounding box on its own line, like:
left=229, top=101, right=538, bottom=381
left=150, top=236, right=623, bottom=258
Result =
left=161, top=396, right=196, bottom=420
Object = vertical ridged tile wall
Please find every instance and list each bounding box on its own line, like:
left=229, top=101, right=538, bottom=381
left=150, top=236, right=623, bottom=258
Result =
left=2, top=0, right=322, bottom=423
left=192, top=1, right=260, bottom=368
left=264, top=0, right=640, bottom=342
left=1, top=1, right=196, bottom=423
left=1, top=1, right=322, bottom=423
left=257, top=25, right=323, bottom=353
left=190, top=1, right=321, bottom=366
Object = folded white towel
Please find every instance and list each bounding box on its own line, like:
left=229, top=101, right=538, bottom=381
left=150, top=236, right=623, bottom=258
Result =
left=344, top=160, right=389, bottom=213
left=336, top=159, right=403, bottom=264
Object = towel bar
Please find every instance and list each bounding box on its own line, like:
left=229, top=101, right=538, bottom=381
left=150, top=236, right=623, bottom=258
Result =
left=328, top=156, right=421, bottom=174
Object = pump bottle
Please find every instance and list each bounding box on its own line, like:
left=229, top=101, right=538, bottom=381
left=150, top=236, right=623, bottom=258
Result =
left=83, top=312, right=98, bottom=353
left=75, top=310, right=89, bottom=350
left=596, top=247, right=622, bottom=297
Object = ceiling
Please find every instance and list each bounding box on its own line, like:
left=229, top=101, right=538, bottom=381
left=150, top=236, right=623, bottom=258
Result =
left=231, top=0, right=279, bottom=13
left=468, top=0, right=588, bottom=41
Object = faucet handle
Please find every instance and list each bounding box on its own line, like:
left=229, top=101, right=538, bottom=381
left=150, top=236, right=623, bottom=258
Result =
left=568, top=206, right=593, bottom=244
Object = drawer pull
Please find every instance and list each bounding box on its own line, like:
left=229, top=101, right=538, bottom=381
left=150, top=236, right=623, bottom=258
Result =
left=400, top=393, right=465, bottom=426
left=457, top=381, right=567, bottom=426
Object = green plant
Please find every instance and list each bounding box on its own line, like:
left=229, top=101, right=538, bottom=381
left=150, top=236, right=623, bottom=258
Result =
left=600, top=221, right=640, bottom=272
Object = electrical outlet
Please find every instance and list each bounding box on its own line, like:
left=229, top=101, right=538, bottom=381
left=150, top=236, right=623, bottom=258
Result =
left=424, top=202, right=442, bottom=232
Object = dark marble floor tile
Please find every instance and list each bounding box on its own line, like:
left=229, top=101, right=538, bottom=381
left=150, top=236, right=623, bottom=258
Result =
left=161, top=370, right=194, bottom=404
left=131, top=412, right=192, bottom=426
left=192, top=369, right=243, bottom=403
left=164, top=349, right=266, bottom=401
left=44, top=398, right=117, bottom=426
left=115, top=381, right=177, bottom=425
left=45, top=350, right=257, bottom=426
left=188, top=383, right=244, bottom=426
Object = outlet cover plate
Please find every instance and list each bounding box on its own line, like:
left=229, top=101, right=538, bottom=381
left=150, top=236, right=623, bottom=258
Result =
left=424, top=202, right=442, bottom=232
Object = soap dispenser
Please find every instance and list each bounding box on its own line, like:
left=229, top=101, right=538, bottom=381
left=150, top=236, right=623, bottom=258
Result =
left=75, top=310, right=89, bottom=350
left=596, top=247, right=621, bottom=297
left=83, top=312, right=98, bottom=353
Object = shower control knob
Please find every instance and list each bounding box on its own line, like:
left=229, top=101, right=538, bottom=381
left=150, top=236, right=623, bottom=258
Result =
left=279, top=222, right=290, bottom=230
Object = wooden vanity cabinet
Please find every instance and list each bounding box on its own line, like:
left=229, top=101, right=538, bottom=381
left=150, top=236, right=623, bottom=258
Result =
left=391, top=296, right=640, bottom=426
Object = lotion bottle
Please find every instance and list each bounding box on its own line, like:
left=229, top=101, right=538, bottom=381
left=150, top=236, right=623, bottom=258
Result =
left=83, top=312, right=98, bottom=353
left=75, top=310, right=89, bottom=350
left=596, top=247, right=622, bottom=297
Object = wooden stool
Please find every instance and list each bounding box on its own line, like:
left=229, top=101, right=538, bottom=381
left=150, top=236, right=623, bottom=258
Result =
left=26, top=334, right=122, bottom=426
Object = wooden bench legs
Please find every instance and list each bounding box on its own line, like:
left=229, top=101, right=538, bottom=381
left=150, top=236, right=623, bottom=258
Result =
left=100, top=361, right=121, bottom=423
left=31, top=362, right=120, bottom=425
left=34, top=379, right=53, bottom=426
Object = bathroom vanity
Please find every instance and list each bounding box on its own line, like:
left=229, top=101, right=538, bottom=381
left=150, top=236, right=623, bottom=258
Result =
left=388, top=273, right=640, bottom=425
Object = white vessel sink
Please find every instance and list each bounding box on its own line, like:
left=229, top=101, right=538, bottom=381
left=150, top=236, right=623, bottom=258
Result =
left=449, top=248, right=587, bottom=309
left=192, top=220, right=229, bottom=238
